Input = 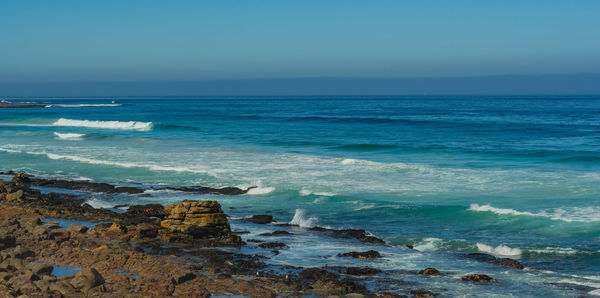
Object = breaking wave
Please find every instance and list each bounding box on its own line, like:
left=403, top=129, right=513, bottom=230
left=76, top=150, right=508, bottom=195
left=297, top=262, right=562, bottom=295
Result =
left=52, top=118, right=152, bottom=131
left=53, top=132, right=86, bottom=140
left=468, top=204, right=600, bottom=223
left=289, top=209, right=318, bottom=228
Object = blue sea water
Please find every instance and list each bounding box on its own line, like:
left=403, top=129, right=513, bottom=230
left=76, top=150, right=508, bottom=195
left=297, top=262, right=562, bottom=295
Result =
left=1, top=96, right=599, bottom=296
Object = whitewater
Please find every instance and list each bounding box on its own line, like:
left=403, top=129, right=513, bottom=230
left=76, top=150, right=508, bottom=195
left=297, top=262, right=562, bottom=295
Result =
left=1, top=96, right=600, bottom=297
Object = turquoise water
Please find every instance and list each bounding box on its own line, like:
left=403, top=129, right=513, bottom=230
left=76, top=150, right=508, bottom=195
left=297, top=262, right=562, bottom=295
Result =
left=1, top=96, right=599, bottom=296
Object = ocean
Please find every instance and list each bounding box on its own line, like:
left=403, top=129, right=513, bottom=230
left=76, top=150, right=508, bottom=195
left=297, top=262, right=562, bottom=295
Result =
left=1, top=96, right=599, bottom=296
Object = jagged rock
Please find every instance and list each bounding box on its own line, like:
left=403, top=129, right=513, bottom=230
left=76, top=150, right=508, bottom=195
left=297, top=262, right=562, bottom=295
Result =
left=127, top=204, right=165, bottom=219
left=258, top=242, right=287, bottom=249
left=418, top=268, right=440, bottom=275
left=467, top=253, right=524, bottom=269
left=161, top=200, right=230, bottom=234
left=12, top=172, right=31, bottom=185
left=136, top=223, right=159, bottom=238
left=338, top=250, right=381, bottom=259
left=67, top=224, right=88, bottom=234
left=25, top=263, right=53, bottom=276
left=344, top=267, right=381, bottom=275
left=410, top=289, right=439, bottom=297
left=70, top=268, right=104, bottom=290
left=6, top=190, right=24, bottom=202
left=244, top=215, right=273, bottom=224
left=461, top=274, right=497, bottom=282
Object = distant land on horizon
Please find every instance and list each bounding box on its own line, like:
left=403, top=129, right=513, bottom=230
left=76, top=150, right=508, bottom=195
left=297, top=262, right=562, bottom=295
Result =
left=1, top=73, right=599, bottom=97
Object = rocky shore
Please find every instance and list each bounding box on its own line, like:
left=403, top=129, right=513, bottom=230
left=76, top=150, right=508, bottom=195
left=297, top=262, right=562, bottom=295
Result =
left=0, top=171, right=523, bottom=297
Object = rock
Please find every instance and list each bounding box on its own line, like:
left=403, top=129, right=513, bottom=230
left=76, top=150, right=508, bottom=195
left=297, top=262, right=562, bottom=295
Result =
left=467, top=253, right=524, bottom=270
left=410, top=289, right=439, bottom=297
left=244, top=215, right=273, bottom=224
left=461, top=274, right=497, bottom=282
left=25, top=262, right=54, bottom=276
left=171, top=271, right=195, bottom=284
left=70, top=268, right=104, bottom=290
left=107, top=223, right=128, bottom=234
left=67, top=224, right=88, bottom=234
left=260, top=230, right=292, bottom=236
left=6, top=190, right=24, bottom=202
left=127, top=204, right=165, bottom=219
left=136, top=223, right=158, bottom=238
left=258, top=242, right=287, bottom=249
left=344, top=267, right=381, bottom=275
left=307, top=227, right=385, bottom=244
left=299, top=268, right=340, bottom=281
left=418, top=268, right=440, bottom=275
left=0, top=234, right=16, bottom=249
left=12, top=246, right=35, bottom=259
left=338, top=250, right=381, bottom=259
left=12, top=172, right=31, bottom=185
left=161, top=200, right=231, bottom=236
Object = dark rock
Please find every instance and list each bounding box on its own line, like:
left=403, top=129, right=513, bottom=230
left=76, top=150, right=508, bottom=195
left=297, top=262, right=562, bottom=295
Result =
left=70, top=268, right=104, bottom=290
left=467, top=253, right=524, bottom=269
left=171, top=271, right=195, bottom=284
left=0, top=234, right=16, bottom=249
left=127, top=204, right=165, bottom=219
left=410, top=289, right=439, bottom=297
left=344, top=267, right=382, bottom=275
left=418, top=268, right=440, bottom=275
left=299, top=268, right=340, bottom=281
left=156, top=185, right=255, bottom=195
left=25, top=262, right=54, bottom=276
left=244, top=215, right=273, bottom=224
left=338, top=250, right=381, bottom=259
left=258, top=242, right=287, bottom=249
left=136, top=223, right=159, bottom=238
left=461, top=274, right=497, bottom=282
left=306, top=227, right=385, bottom=244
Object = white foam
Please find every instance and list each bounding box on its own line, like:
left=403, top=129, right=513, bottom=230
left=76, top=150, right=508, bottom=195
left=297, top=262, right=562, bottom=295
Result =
left=341, top=158, right=358, bottom=165
left=289, top=209, right=318, bottom=228
left=476, top=243, right=522, bottom=257
left=53, top=132, right=85, bottom=140
left=52, top=118, right=152, bottom=130
left=589, top=289, right=600, bottom=296
left=468, top=204, right=600, bottom=223
left=0, top=147, right=21, bottom=153
left=413, top=238, right=443, bottom=252
left=528, top=247, right=579, bottom=255
left=54, top=104, right=121, bottom=107
left=84, top=197, right=114, bottom=209
left=299, top=189, right=336, bottom=196
left=247, top=186, right=275, bottom=195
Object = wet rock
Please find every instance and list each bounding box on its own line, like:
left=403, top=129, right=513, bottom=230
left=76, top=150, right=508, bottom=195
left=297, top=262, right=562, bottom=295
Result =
left=410, top=289, right=439, bottom=297
left=467, top=253, right=524, bottom=269
left=107, top=223, right=128, bottom=234
left=127, top=203, right=165, bottom=219
left=171, top=271, right=196, bottom=284
left=418, top=268, right=440, bottom=275
left=244, top=214, right=273, bottom=224
left=70, top=268, right=104, bottom=290
left=299, top=267, right=340, bottom=281
left=12, top=171, right=31, bottom=185
left=161, top=201, right=230, bottom=233
left=338, top=250, right=381, bottom=259
left=156, top=185, right=254, bottom=195
left=461, top=274, right=497, bottom=282
left=31, top=178, right=144, bottom=194
left=0, top=234, right=16, bottom=249
left=258, top=242, right=287, bottom=249
left=307, top=227, right=385, bottom=244
left=344, top=266, right=382, bottom=275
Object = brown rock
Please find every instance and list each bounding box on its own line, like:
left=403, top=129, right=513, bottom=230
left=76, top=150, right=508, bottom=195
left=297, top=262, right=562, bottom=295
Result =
left=161, top=200, right=231, bottom=236
left=107, top=223, right=128, bottom=234
left=338, top=250, right=381, bottom=259
left=418, top=268, right=440, bottom=275
left=67, top=224, right=88, bottom=234
left=6, top=190, right=24, bottom=202
left=24, top=262, right=53, bottom=276
left=461, top=274, right=497, bottom=282
left=70, top=268, right=104, bottom=290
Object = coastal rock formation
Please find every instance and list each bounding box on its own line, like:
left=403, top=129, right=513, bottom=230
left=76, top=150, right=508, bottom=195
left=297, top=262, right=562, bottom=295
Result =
left=461, top=274, right=497, bottom=282
left=418, top=268, right=441, bottom=275
left=338, top=250, right=382, bottom=259
left=467, top=253, right=524, bottom=270
left=160, top=200, right=242, bottom=245
left=244, top=214, right=273, bottom=224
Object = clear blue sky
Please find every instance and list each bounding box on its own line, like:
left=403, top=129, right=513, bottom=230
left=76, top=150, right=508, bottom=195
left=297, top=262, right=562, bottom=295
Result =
left=1, top=0, right=599, bottom=82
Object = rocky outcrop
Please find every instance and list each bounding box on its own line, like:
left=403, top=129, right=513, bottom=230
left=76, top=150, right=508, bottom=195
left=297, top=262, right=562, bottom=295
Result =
left=418, top=268, right=440, bottom=275
left=338, top=250, right=382, bottom=259
left=467, top=253, right=524, bottom=269
left=244, top=214, right=273, bottom=224
left=160, top=200, right=242, bottom=246
left=461, top=274, right=497, bottom=282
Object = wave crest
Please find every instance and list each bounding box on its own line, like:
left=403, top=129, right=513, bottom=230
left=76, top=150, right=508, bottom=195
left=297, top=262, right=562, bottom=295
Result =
left=289, top=209, right=318, bottom=228
left=53, top=132, right=85, bottom=140
left=53, top=118, right=152, bottom=130
left=468, top=203, right=600, bottom=223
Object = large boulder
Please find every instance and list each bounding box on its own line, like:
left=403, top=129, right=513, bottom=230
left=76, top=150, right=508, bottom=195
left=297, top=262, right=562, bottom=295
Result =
left=70, top=268, right=104, bottom=290
left=160, top=200, right=232, bottom=239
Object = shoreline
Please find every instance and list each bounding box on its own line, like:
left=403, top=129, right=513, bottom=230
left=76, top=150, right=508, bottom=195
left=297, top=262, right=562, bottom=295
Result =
left=1, top=171, right=527, bottom=297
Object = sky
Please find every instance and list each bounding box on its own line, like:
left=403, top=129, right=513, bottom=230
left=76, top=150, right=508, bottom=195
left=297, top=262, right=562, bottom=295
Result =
left=1, top=0, right=600, bottom=85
